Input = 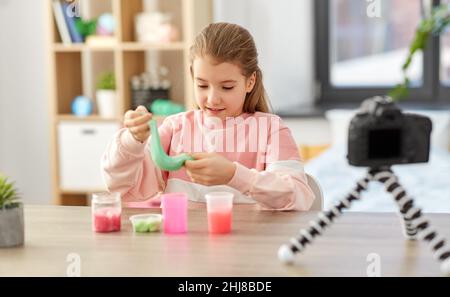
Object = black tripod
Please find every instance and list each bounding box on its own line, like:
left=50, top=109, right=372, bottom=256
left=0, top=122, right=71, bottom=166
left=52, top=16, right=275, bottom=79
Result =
left=278, top=167, right=450, bottom=275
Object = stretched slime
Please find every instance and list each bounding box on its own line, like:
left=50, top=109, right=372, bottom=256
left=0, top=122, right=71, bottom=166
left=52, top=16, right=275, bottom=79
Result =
left=149, top=119, right=194, bottom=171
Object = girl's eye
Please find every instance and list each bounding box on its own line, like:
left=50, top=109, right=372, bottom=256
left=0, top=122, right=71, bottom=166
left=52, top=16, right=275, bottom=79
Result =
left=223, top=86, right=234, bottom=90
left=198, top=85, right=208, bottom=89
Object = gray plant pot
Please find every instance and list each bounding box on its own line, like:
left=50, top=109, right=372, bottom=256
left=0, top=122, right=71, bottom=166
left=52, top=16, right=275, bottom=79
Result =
left=0, top=206, right=24, bottom=247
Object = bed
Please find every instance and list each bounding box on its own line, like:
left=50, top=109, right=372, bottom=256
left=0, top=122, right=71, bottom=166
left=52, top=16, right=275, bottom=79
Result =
left=304, top=109, right=450, bottom=213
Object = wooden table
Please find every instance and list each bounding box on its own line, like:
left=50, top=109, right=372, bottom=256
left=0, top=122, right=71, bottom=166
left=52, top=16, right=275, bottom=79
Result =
left=1, top=205, right=449, bottom=276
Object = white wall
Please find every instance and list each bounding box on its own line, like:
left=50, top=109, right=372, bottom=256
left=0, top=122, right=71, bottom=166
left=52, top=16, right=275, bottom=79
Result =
left=0, top=0, right=51, bottom=204
left=283, top=118, right=331, bottom=146
left=213, top=0, right=315, bottom=111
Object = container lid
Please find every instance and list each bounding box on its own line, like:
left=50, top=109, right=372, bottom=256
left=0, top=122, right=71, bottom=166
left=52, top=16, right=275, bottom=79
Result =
left=91, top=192, right=121, bottom=204
left=129, top=214, right=162, bottom=222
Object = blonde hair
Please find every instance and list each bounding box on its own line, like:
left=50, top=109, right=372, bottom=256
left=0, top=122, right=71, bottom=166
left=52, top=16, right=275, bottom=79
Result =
left=189, top=22, right=271, bottom=113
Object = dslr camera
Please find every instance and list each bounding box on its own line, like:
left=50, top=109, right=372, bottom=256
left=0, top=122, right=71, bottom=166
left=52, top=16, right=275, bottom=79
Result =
left=347, top=96, right=432, bottom=167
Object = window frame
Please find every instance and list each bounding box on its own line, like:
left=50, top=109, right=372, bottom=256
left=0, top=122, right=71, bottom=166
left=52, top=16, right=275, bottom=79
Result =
left=315, top=0, right=450, bottom=105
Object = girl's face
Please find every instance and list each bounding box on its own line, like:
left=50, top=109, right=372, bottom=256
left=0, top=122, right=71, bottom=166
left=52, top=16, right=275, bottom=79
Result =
left=192, top=55, right=256, bottom=120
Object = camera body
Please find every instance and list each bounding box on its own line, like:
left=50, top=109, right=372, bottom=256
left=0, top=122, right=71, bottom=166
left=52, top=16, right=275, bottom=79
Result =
left=347, top=97, right=432, bottom=167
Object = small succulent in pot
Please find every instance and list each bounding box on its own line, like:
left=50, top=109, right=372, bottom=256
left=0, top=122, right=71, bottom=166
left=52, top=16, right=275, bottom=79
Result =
left=96, top=72, right=117, bottom=118
left=0, top=173, right=24, bottom=247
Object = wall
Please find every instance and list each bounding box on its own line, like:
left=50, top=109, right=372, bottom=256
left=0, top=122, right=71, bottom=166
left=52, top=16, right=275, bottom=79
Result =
left=0, top=0, right=51, bottom=204
left=283, top=118, right=331, bottom=146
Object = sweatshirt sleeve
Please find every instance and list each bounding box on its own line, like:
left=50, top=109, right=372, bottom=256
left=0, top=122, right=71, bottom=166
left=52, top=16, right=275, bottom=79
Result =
left=227, top=116, right=315, bottom=211
left=101, top=118, right=173, bottom=202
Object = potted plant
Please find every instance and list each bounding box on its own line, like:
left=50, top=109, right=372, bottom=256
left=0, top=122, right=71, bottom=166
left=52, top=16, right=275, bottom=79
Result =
left=0, top=173, right=24, bottom=247
left=390, top=4, right=450, bottom=100
left=96, top=71, right=117, bottom=118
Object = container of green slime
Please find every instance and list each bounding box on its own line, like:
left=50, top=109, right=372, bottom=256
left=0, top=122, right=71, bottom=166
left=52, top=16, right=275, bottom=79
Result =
left=129, top=214, right=163, bottom=233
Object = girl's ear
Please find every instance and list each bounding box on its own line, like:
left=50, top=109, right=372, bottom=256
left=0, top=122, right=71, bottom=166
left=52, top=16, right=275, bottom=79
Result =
left=246, top=71, right=256, bottom=93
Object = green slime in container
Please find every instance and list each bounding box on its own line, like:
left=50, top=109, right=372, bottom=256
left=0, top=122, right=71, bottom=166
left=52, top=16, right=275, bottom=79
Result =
left=149, top=119, right=194, bottom=171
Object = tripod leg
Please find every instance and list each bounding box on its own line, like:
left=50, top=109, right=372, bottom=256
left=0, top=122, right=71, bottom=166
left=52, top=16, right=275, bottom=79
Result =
left=278, top=175, right=370, bottom=264
left=371, top=170, right=417, bottom=240
left=373, top=170, right=450, bottom=275
left=410, top=213, right=450, bottom=275
left=408, top=213, right=450, bottom=275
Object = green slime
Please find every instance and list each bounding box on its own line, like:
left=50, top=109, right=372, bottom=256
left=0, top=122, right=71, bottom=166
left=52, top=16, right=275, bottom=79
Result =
left=149, top=119, right=194, bottom=171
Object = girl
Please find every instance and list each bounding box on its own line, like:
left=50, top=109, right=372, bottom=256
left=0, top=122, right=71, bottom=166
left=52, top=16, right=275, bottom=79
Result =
left=102, top=23, right=314, bottom=211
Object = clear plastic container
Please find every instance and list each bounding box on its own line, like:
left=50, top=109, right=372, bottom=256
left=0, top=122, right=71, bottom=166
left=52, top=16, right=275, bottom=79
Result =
left=129, top=214, right=163, bottom=233
left=91, top=192, right=121, bottom=233
left=205, top=192, right=233, bottom=234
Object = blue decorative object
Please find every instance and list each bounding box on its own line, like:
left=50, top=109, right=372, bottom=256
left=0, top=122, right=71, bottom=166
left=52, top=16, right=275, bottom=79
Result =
left=97, top=13, right=115, bottom=35
left=71, top=96, right=93, bottom=116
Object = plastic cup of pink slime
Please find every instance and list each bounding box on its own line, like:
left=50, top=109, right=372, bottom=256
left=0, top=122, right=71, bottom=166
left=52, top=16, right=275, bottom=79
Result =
left=205, top=192, right=233, bottom=234
left=91, top=192, right=121, bottom=233
left=161, top=193, right=188, bottom=234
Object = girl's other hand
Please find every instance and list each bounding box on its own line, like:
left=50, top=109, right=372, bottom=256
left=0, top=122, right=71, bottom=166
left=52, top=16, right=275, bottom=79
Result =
left=123, top=105, right=153, bottom=143
left=185, top=153, right=236, bottom=186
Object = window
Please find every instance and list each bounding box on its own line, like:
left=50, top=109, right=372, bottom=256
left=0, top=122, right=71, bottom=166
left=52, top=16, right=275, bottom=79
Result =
left=440, top=0, right=450, bottom=85
left=316, top=0, right=450, bottom=105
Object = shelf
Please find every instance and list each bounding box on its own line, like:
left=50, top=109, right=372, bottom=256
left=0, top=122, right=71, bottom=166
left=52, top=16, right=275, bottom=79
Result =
left=60, top=188, right=107, bottom=195
left=53, top=44, right=86, bottom=52
left=56, top=115, right=120, bottom=122
left=58, top=193, right=89, bottom=206
left=48, top=0, right=212, bottom=205
left=57, top=114, right=164, bottom=123
left=52, top=42, right=186, bottom=52
left=53, top=43, right=116, bottom=52
left=54, top=52, right=83, bottom=114
left=121, top=42, right=185, bottom=51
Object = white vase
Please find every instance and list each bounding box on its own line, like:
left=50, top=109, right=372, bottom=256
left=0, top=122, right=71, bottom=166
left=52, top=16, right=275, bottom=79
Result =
left=96, top=90, right=117, bottom=118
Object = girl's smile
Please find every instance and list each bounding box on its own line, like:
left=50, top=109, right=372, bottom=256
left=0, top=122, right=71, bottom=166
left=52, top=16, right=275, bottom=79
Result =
left=205, top=106, right=226, bottom=116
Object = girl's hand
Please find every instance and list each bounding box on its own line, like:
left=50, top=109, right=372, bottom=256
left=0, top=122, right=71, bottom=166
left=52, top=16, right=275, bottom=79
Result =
left=123, top=106, right=153, bottom=143
left=185, top=153, right=236, bottom=186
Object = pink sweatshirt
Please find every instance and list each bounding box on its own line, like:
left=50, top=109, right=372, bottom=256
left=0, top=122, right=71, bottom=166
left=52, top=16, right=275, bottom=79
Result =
left=101, top=110, right=315, bottom=211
